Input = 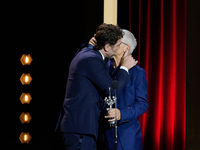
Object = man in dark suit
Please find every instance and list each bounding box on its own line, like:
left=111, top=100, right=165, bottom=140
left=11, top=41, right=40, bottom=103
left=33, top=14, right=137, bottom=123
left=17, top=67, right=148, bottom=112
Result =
left=55, top=24, right=137, bottom=150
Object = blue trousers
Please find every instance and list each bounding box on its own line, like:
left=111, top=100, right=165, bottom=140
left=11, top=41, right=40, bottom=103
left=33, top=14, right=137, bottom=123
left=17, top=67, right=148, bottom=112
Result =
left=62, top=133, right=96, bottom=150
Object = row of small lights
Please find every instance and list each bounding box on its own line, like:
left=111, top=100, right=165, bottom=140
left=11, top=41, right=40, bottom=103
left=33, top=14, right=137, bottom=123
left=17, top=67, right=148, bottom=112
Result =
left=19, top=54, right=33, bottom=144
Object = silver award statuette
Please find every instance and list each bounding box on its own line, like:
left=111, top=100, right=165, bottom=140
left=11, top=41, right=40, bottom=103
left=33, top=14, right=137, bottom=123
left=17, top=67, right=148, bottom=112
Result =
left=104, top=87, right=117, bottom=127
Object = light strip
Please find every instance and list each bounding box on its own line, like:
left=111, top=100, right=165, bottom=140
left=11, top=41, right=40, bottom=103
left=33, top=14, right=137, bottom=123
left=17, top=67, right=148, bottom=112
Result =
left=104, top=0, right=118, bottom=25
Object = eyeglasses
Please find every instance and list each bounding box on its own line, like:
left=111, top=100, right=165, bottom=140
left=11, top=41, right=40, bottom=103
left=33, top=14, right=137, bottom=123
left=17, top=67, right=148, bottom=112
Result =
left=121, top=42, right=128, bottom=46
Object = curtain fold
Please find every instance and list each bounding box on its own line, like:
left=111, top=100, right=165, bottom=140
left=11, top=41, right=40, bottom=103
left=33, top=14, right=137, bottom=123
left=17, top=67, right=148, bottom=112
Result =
left=131, top=0, right=187, bottom=149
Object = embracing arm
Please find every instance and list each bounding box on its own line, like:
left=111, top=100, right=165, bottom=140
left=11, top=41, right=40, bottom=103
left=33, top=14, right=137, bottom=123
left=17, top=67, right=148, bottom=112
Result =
left=86, top=57, right=130, bottom=97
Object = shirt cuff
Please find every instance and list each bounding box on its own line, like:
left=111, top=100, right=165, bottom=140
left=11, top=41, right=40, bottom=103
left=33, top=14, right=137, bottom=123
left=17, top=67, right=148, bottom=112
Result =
left=120, top=66, right=129, bottom=74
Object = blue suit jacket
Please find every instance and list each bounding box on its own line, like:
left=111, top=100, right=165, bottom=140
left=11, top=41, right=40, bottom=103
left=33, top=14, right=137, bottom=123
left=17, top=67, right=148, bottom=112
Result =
left=103, top=61, right=149, bottom=150
left=55, top=45, right=130, bottom=140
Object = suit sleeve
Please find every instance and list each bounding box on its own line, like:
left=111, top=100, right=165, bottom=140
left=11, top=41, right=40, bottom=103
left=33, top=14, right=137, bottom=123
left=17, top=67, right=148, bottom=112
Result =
left=86, top=57, right=130, bottom=97
left=119, top=69, right=149, bottom=124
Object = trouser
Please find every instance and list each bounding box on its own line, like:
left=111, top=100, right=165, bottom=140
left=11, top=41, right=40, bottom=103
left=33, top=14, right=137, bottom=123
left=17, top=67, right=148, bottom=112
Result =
left=62, top=133, right=96, bottom=150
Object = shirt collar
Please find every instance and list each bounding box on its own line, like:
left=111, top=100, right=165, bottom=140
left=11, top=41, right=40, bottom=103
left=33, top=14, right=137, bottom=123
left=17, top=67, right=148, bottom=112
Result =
left=99, top=50, right=105, bottom=60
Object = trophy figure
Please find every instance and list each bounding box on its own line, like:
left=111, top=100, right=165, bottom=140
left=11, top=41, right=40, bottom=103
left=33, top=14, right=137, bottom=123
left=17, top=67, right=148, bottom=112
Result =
left=105, top=81, right=119, bottom=149
left=104, top=87, right=117, bottom=126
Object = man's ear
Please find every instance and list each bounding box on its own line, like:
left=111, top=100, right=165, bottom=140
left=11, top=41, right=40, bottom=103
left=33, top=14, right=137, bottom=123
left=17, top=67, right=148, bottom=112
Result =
left=127, top=45, right=131, bottom=53
left=104, top=44, right=110, bottom=52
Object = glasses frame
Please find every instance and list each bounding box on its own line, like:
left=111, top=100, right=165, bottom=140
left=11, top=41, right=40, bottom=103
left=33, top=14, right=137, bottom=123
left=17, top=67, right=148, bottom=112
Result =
left=121, top=42, right=129, bottom=46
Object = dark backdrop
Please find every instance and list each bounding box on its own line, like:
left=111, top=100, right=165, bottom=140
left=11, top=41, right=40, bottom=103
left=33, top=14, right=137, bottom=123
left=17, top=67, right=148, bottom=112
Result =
left=3, top=1, right=103, bottom=150
left=186, top=0, right=200, bottom=149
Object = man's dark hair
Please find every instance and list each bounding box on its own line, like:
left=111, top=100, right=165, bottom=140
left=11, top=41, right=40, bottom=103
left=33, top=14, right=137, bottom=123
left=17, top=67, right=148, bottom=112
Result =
left=95, top=23, right=123, bottom=50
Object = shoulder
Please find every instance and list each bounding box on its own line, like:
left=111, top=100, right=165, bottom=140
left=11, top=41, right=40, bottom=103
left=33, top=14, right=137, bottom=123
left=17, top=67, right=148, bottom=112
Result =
left=78, top=48, right=106, bottom=71
left=76, top=47, right=102, bottom=62
left=129, top=65, right=147, bottom=86
left=129, top=65, right=146, bottom=76
left=129, top=65, right=147, bottom=87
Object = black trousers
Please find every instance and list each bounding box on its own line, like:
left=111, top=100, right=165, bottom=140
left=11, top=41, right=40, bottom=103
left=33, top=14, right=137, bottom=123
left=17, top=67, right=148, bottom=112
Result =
left=62, top=133, right=96, bottom=150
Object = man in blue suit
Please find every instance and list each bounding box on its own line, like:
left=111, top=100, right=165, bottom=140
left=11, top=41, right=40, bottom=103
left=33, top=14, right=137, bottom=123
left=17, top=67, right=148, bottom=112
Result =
left=90, top=29, right=148, bottom=150
left=55, top=24, right=137, bottom=150
left=105, top=29, right=149, bottom=150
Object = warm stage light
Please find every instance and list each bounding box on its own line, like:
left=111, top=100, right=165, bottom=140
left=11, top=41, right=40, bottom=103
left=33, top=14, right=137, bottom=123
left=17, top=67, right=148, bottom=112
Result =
left=19, top=132, right=31, bottom=144
left=19, top=112, right=32, bottom=123
left=20, top=73, right=32, bottom=85
left=20, top=54, right=33, bottom=65
left=19, top=55, right=33, bottom=145
left=20, top=93, right=32, bottom=104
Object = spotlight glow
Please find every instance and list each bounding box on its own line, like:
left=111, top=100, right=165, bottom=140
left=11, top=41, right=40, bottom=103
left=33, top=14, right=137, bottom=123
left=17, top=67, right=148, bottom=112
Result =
left=20, top=54, right=33, bottom=65
left=19, top=112, right=32, bottom=124
left=19, top=132, right=31, bottom=144
left=20, top=93, right=32, bottom=104
left=20, top=73, right=32, bottom=85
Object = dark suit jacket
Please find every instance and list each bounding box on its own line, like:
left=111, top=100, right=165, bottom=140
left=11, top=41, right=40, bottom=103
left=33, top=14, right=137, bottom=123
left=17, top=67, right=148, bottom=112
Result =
left=104, top=62, right=149, bottom=150
left=56, top=45, right=130, bottom=140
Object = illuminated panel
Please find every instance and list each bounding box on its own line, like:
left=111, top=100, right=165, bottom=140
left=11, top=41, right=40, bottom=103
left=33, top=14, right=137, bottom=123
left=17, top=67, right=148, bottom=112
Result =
left=20, top=93, right=32, bottom=104
left=19, top=132, right=31, bottom=144
left=20, top=54, right=33, bottom=65
left=104, top=0, right=117, bottom=25
left=19, top=112, right=32, bottom=124
left=20, top=73, right=32, bottom=85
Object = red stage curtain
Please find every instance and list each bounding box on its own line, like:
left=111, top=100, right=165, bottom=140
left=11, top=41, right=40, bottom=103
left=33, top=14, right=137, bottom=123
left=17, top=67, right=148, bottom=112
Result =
left=129, top=0, right=186, bottom=149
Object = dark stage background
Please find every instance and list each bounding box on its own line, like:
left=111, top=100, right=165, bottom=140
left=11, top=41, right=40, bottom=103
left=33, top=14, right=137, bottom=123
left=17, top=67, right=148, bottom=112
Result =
left=3, top=1, right=103, bottom=150
left=2, top=0, right=200, bottom=150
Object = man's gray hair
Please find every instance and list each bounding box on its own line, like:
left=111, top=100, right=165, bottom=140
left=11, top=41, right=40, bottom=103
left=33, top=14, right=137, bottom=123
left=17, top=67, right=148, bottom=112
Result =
left=122, top=29, right=137, bottom=54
